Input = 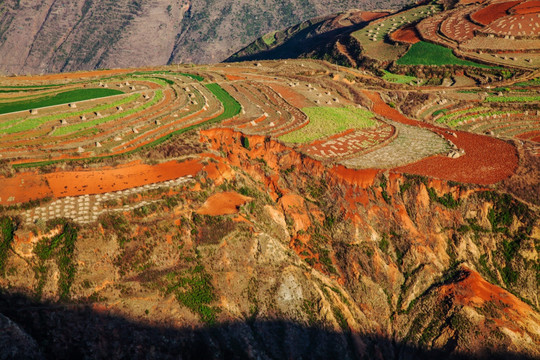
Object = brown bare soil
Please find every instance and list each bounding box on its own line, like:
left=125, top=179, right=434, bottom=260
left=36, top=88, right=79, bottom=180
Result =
left=0, top=159, right=203, bottom=205
left=197, top=191, right=251, bottom=216
left=44, top=159, right=203, bottom=198
left=511, top=0, right=540, bottom=14
left=390, top=25, right=421, bottom=44
left=0, top=173, right=53, bottom=204
left=470, top=1, right=520, bottom=25
left=264, top=82, right=312, bottom=108
left=359, top=11, right=390, bottom=22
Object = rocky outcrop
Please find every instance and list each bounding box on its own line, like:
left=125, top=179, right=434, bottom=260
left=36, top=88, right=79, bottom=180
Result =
left=0, top=128, right=537, bottom=358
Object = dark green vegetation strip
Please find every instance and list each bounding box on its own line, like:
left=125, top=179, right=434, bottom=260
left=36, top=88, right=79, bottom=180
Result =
left=12, top=83, right=240, bottom=169
left=397, top=42, right=492, bottom=68
left=0, top=216, right=16, bottom=276
left=0, top=88, right=124, bottom=115
left=33, top=220, right=78, bottom=300
left=130, top=70, right=204, bottom=82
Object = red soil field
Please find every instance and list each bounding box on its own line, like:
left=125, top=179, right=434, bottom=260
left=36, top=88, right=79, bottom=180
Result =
left=362, top=90, right=517, bottom=185
left=0, top=173, right=53, bottom=204
left=45, top=159, right=203, bottom=197
left=511, top=0, right=540, bottom=14
left=486, top=13, right=540, bottom=36
left=197, top=191, right=251, bottom=216
left=390, top=25, right=421, bottom=44
left=518, top=130, right=540, bottom=142
left=457, top=0, right=486, bottom=4
left=302, top=124, right=395, bottom=159
left=360, top=11, right=390, bottom=22
left=0, top=159, right=203, bottom=205
left=470, top=1, right=520, bottom=25
left=225, top=75, right=245, bottom=81
left=264, top=82, right=312, bottom=109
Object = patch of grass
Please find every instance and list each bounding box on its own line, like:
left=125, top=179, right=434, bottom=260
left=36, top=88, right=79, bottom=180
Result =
left=262, top=31, right=277, bottom=46
left=397, top=41, right=492, bottom=68
left=33, top=221, right=78, bottom=300
left=427, top=188, right=460, bottom=209
left=0, top=88, right=123, bottom=115
left=432, top=109, right=448, bottom=117
left=165, top=264, right=220, bottom=324
left=279, top=106, right=377, bottom=143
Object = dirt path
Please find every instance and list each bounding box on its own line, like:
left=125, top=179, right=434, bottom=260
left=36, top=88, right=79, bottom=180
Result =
left=363, top=90, right=518, bottom=184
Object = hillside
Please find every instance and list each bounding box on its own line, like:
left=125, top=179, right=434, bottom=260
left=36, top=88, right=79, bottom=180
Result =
left=0, top=55, right=538, bottom=358
left=229, top=0, right=540, bottom=72
left=0, top=0, right=539, bottom=358
left=0, top=0, right=408, bottom=75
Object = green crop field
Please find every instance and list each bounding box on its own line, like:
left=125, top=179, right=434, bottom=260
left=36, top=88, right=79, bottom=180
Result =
left=485, top=95, right=540, bottom=103
left=382, top=70, right=418, bottom=84
left=0, top=94, right=140, bottom=135
left=396, top=42, right=492, bottom=68
left=279, top=106, right=377, bottom=144
left=0, top=88, right=123, bottom=115
left=52, top=91, right=163, bottom=136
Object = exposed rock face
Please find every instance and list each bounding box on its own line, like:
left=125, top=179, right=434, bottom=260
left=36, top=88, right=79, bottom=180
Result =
left=0, top=0, right=408, bottom=75
left=0, top=129, right=538, bottom=358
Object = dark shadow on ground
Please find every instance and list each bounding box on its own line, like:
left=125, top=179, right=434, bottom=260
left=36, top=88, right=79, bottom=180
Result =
left=0, top=291, right=535, bottom=360
left=226, top=18, right=365, bottom=63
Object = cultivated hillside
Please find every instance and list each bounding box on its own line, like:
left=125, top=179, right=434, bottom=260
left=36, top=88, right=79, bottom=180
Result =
left=0, top=0, right=408, bottom=75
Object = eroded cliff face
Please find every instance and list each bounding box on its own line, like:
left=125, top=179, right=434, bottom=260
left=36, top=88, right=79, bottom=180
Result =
left=0, top=128, right=538, bottom=358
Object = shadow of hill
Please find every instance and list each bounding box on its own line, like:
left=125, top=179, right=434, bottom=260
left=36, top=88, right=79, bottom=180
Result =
left=226, top=19, right=365, bottom=63
left=0, top=291, right=536, bottom=360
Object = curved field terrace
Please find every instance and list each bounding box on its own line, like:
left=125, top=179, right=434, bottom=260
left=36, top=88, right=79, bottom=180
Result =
left=0, top=57, right=527, bottom=212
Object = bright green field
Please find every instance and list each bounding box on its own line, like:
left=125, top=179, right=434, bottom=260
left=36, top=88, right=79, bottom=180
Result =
left=485, top=95, right=540, bottom=103
left=0, top=88, right=123, bottom=115
left=279, top=106, right=377, bottom=144
left=396, top=42, right=491, bottom=68
left=382, top=70, right=418, bottom=84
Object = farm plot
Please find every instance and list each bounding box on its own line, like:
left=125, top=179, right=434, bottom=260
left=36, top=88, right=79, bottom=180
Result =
left=351, top=4, right=441, bottom=61
left=226, top=81, right=307, bottom=137
left=458, top=113, right=540, bottom=140
left=301, top=123, right=395, bottom=160
left=0, top=71, right=241, bottom=167
left=396, top=41, right=492, bottom=68
left=340, top=120, right=449, bottom=169
left=511, top=1, right=540, bottom=14
left=439, top=7, right=481, bottom=42
left=279, top=106, right=377, bottom=144
left=470, top=1, right=520, bottom=25
left=21, top=176, right=193, bottom=225
left=0, top=88, right=123, bottom=115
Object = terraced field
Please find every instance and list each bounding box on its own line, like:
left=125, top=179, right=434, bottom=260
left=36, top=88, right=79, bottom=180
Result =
left=0, top=55, right=531, bottom=210
left=351, top=4, right=441, bottom=62
left=0, top=70, right=243, bottom=167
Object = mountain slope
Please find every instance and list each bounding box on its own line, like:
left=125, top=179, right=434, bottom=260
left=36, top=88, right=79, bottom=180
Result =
left=0, top=0, right=409, bottom=75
